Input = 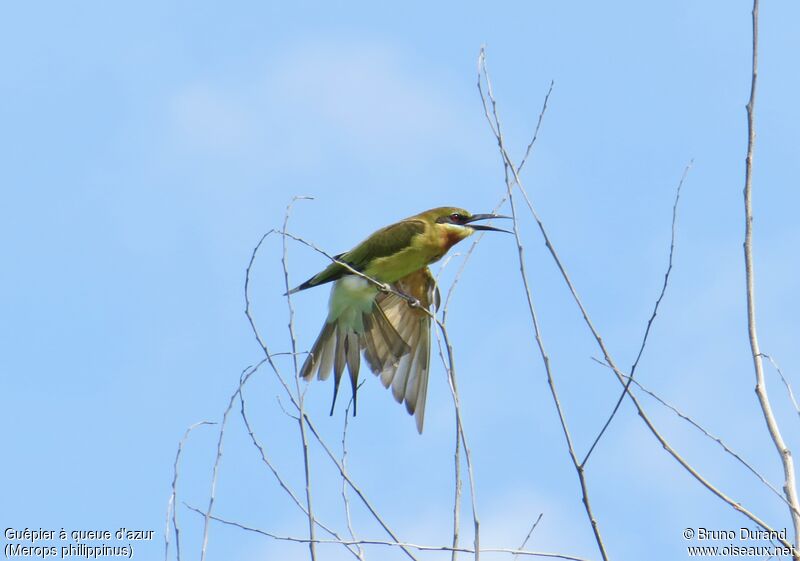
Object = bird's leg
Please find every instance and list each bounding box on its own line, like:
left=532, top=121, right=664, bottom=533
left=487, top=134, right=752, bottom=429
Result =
left=398, top=290, right=422, bottom=309
left=377, top=282, right=421, bottom=308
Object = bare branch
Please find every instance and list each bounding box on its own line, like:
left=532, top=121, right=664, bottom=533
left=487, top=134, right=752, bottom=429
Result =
left=450, top=415, right=463, bottom=561
left=509, top=89, right=794, bottom=551
left=244, top=229, right=306, bottom=403
left=245, top=223, right=421, bottom=561
left=282, top=196, right=314, bottom=377
left=431, top=241, right=486, bottom=561
left=437, top=322, right=481, bottom=561
left=433, top=196, right=523, bottom=561
left=478, top=44, right=795, bottom=553
left=281, top=196, right=318, bottom=561
left=432, top=251, right=467, bottom=561
left=185, top=504, right=593, bottom=561
left=477, top=47, right=610, bottom=561
left=302, top=414, right=420, bottom=561
left=742, top=0, right=800, bottom=546
left=281, top=230, right=433, bottom=316
left=590, top=356, right=796, bottom=514
left=430, top=322, right=464, bottom=561
left=342, top=394, right=366, bottom=561
left=238, top=385, right=363, bottom=560
left=513, top=513, right=544, bottom=561
left=760, top=353, right=800, bottom=419
left=441, top=70, right=550, bottom=320
left=276, top=394, right=301, bottom=421
left=430, top=316, right=463, bottom=561
left=582, top=160, right=692, bottom=467
left=165, top=421, right=216, bottom=561
left=200, top=361, right=266, bottom=561
left=518, top=81, right=554, bottom=174
left=282, top=216, right=486, bottom=561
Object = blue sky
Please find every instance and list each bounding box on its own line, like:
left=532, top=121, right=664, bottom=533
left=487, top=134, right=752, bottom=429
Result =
left=2, top=1, right=799, bottom=560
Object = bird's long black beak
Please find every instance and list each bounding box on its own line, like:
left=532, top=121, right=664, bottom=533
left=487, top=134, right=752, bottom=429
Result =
left=465, top=213, right=512, bottom=233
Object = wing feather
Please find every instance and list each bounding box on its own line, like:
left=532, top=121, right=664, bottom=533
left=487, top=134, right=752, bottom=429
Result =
left=371, top=267, right=436, bottom=433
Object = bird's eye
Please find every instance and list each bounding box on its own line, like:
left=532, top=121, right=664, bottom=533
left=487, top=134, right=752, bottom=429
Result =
left=450, top=213, right=462, bottom=222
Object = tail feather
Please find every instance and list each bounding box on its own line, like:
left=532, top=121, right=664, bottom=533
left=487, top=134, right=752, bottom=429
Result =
left=317, top=327, right=336, bottom=382
left=345, top=332, right=361, bottom=415
left=303, top=303, right=409, bottom=419
left=300, top=322, right=335, bottom=381
left=330, top=326, right=347, bottom=415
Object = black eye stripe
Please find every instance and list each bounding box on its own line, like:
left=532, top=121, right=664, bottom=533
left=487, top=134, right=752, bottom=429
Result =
left=436, top=212, right=468, bottom=224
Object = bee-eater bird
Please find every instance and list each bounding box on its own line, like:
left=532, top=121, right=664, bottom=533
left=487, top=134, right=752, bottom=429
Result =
left=289, top=207, right=508, bottom=433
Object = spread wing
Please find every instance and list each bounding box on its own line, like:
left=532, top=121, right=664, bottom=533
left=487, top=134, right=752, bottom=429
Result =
left=363, top=267, right=439, bottom=433
left=288, top=219, right=426, bottom=293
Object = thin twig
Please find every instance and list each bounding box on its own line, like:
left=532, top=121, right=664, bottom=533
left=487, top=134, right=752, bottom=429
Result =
left=282, top=196, right=314, bottom=379
left=238, top=384, right=362, bottom=560
left=450, top=410, right=463, bottom=561
left=281, top=231, right=432, bottom=316
left=514, top=514, right=544, bottom=561
left=438, top=323, right=481, bottom=561
left=742, top=0, right=800, bottom=547
left=302, top=414, right=420, bottom=561
left=200, top=361, right=266, bottom=561
left=245, top=229, right=313, bottom=403
left=165, top=421, right=216, bottom=561
left=244, top=229, right=296, bottom=399
left=505, top=84, right=795, bottom=553
left=517, top=81, right=554, bottom=174
left=477, top=47, right=610, bottom=561
left=281, top=196, right=318, bottom=561
left=430, top=321, right=463, bottom=561
left=342, top=393, right=366, bottom=561
left=276, top=394, right=301, bottom=421
left=478, top=44, right=795, bottom=553
left=437, top=75, right=552, bottom=321
left=589, top=356, right=795, bottom=512
left=439, top=233, right=530, bottom=561
left=245, top=226, right=417, bottom=560
left=760, top=353, right=800, bottom=419
left=185, top=505, right=592, bottom=561
left=433, top=241, right=485, bottom=561
left=582, top=161, right=692, bottom=467
left=433, top=251, right=466, bottom=561
left=286, top=215, right=481, bottom=561
left=431, top=317, right=463, bottom=561
left=433, top=196, right=512, bottom=561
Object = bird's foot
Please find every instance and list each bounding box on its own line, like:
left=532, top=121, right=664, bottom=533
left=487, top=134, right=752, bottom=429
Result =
left=379, top=283, right=421, bottom=308
left=398, top=290, right=421, bottom=308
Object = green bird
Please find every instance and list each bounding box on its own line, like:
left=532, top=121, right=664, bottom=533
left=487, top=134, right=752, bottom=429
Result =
left=289, top=206, right=508, bottom=433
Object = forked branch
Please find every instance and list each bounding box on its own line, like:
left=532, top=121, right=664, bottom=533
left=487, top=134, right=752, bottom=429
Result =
left=477, top=48, right=610, bottom=561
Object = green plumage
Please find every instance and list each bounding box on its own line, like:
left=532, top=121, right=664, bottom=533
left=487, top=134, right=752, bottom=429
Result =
left=290, top=219, right=426, bottom=293
left=291, top=206, right=506, bottom=433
